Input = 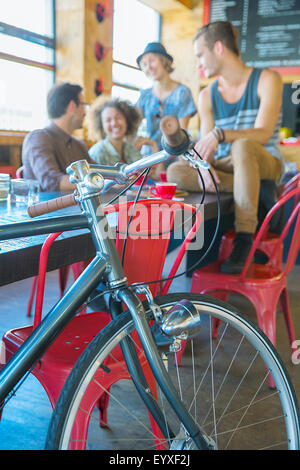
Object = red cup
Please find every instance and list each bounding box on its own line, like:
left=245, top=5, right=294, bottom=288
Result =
left=149, top=182, right=177, bottom=200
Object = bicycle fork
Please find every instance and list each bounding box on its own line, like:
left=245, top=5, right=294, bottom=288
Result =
left=115, top=287, right=211, bottom=450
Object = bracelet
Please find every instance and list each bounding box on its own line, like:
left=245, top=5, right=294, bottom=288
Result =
left=212, top=127, right=225, bottom=143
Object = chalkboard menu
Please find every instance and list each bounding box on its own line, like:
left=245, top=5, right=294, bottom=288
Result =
left=203, top=0, right=300, bottom=74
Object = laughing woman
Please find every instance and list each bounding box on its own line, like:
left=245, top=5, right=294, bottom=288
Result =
left=85, top=97, right=163, bottom=180
left=86, top=97, right=142, bottom=165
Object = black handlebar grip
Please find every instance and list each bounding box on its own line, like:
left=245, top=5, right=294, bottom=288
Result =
left=160, top=116, right=191, bottom=156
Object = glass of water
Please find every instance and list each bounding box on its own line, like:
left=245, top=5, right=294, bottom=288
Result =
left=10, top=179, right=40, bottom=205
left=0, top=174, right=11, bottom=202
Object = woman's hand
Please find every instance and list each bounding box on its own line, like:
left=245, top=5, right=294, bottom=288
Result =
left=148, top=162, right=165, bottom=180
left=133, top=137, right=159, bottom=153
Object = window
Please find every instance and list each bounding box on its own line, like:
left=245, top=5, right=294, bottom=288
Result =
left=0, top=0, right=55, bottom=131
left=112, top=0, right=161, bottom=104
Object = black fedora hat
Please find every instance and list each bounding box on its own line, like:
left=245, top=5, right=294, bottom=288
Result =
left=136, top=42, right=173, bottom=67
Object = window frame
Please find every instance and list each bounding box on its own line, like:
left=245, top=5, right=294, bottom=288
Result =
left=0, top=0, right=56, bottom=132
left=112, top=0, right=161, bottom=100
left=0, top=1, right=56, bottom=74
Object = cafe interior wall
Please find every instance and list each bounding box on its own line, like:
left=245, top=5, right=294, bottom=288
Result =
left=2, top=1, right=300, bottom=168
left=55, top=0, right=114, bottom=142
left=48, top=0, right=300, bottom=150
left=54, top=0, right=205, bottom=140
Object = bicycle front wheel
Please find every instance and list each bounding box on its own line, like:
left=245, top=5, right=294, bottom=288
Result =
left=46, top=293, right=300, bottom=450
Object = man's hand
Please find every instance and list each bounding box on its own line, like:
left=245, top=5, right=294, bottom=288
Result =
left=192, top=131, right=220, bottom=192
left=194, top=130, right=218, bottom=163
left=59, top=174, right=76, bottom=191
left=196, top=163, right=220, bottom=193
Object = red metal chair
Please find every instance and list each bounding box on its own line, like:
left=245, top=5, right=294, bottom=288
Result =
left=14, top=166, right=72, bottom=316
left=0, top=166, right=17, bottom=178
left=14, top=166, right=88, bottom=317
left=218, top=172, right=300, bottom=271
left=191, top=187, right=300, bottom=366
left=0, top=199, right=201, bottom=449
left=26, top=259, right=89, bottom=317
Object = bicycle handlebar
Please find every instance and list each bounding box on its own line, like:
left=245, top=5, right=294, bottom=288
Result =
left=27, top=116, right=192, bottom=218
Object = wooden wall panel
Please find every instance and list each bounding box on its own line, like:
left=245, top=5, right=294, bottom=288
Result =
left=55, top=0, right=113, bottom=103
left=161, top=2, right=205, bottom=130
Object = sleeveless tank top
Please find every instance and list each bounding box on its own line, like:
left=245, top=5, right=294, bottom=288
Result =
left=210, top=68, right=283, bottom=165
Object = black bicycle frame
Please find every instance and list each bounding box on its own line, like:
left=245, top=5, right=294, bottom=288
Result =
left=0, top=199, right=208, bottom=449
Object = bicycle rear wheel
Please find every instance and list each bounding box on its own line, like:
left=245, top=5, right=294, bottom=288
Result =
left=45, top=293, right=300, bottom=450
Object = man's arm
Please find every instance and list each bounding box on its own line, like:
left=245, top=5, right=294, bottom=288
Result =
left=194, top=85, right=217, bottom=163
left=194, top=70, right=283, bottom=160
left=193, top=86, right=220, bottom=191
left=22, top=131, right=75, bottom=192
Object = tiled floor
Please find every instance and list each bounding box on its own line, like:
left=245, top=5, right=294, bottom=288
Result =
left=0, top=257, right=299, bottom=450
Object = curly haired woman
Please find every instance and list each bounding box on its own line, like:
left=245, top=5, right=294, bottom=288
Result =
left=85, top=96, right=163, bottom=179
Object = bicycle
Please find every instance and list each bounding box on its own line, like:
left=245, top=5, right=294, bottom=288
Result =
left=0, top=116, right=299, bottom=450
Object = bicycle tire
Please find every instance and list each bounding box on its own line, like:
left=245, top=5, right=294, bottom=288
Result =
left=45, top=293, right=300, bottom=450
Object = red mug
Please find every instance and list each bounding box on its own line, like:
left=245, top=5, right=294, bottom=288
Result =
left=149, top=183, right=177, bottom=200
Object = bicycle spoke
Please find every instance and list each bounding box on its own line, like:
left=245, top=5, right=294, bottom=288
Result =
left=203, top=389, right=281, bottom=429
left=202, top=333, right=246, bottom=426
left=188, top=320, right=230, bottom=413
left=45, top=295, right=300, bottom=450
left=224, top=371, right=269, bottom=449
left=209, top=313, right=218, bottom=448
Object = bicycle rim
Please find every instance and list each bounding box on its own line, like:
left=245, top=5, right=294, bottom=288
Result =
left=46, top=293, right=300, bottom=450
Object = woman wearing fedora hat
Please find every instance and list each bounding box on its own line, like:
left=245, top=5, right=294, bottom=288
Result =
left=136, top=42, right=197, bottom=161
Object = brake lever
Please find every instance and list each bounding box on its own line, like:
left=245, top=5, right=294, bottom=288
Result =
left=181, top=149, right=211, bottom=170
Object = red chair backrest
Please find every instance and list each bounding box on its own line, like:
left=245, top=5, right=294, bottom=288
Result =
left=281, top=201, right=300, bottom=276
left=241, top=186, right=300, bottom=279
left=279, top=173, right=300, bottom=212
left=33, top=199, right=201, bottom=325
left=280, top=172, right=300, bottom=198
left=106, top=199, right=201, bottom=296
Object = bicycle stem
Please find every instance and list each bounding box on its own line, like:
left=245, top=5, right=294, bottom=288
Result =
left=85, top=149, right=175, bottom=186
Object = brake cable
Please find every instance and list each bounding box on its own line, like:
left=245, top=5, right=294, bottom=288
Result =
left=112, top=147, right=221, bottom=288
left=84, top=149, right=221, bottom=307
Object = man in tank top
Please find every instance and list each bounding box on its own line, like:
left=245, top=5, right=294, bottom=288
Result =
left=167, top=21, right=284, bottom=274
